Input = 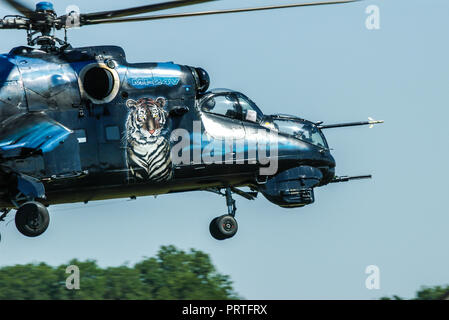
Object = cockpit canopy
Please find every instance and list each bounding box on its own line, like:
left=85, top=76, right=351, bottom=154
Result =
left=271, top=114, right=328, bottom=148
left=200, top=89, right=264, bottom=123
left=199, top=90, right=328, bottom=148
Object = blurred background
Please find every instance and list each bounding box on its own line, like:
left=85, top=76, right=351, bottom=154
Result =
left=0, top=0, right=449, bottom=300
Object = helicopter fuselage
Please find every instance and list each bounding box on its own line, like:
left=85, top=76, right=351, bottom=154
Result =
left=0, top=45, right=336, bottom=209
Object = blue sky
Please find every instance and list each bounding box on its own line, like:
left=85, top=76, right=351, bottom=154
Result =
left=1, top=0, right=449, bottom=300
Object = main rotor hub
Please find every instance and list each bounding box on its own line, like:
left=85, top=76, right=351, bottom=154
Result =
left=25, top=2, right=65, bottom=51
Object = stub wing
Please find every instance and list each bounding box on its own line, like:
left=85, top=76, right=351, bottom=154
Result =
left=0, top=112, right=72, bottom=160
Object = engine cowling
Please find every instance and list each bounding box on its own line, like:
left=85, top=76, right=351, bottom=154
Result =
left=189, top=67, right=210, bottom=94
left=258, top=166, right=323, bottom=208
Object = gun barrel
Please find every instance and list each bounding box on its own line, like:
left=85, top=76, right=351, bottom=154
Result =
left=331, top=175, right=372, bottom=183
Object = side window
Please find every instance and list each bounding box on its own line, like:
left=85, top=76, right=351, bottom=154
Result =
left=105, top=125, right=121, bottom=141
left=237, top=95, right=263, bottom=123
left=74, top=129, right=87, bottom=144
left=201, top=94, right=242, bottom=120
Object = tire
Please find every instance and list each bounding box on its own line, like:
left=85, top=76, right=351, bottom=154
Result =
left=209, top=217, right=227, bottom=240
left=209, top=215, right=238, bottom=240
left=15, top=202, right=50, bottom=237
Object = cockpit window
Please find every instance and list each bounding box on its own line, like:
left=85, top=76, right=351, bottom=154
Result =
left=201, top=94, right=241, bottom=119
left=298, top=124, right=327, bottom=148
left=236, top=94, right=263, bottom=123
left=274, top=119, right=328, bottom=148
left=201, top=92, right=264, bottom=123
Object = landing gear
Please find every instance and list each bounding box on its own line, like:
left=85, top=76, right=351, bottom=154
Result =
left=15, top=202, right=50, bottom=237
left=209, top=187, right=239, bottom=240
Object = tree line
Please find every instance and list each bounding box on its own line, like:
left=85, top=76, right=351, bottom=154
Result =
left=0, top=245, right=239, bottom=300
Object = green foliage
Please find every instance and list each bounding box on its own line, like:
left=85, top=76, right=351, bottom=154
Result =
left=381, top=285, right=449, bottom=300
left=0, top=245, right=239, bottom=300
left=414, top=285, right=449, bottom=300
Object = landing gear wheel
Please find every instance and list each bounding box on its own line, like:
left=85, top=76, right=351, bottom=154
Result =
left=209, top=217, right=226, bottom=240
left=15, top=202, right=49, bottom=237
left=209, top=215, right=238, bottom=240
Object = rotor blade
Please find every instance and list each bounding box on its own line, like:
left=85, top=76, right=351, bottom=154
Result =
left=83, top=0, right=359, bottom=26
left=3, top=0, right=34, bottom=17
left=79, top=0, right=218, bottom=21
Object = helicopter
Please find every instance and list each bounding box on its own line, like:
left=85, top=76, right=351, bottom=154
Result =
left=0, top=0, right=383, bottom=241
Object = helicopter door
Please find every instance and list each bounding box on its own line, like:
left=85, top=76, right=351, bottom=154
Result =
left=15, top=58, right=81, bottom=111
left=97, top=120, right=126, bottom=184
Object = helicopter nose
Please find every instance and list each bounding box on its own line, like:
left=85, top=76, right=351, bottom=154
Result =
left=319, top=151, right=336, bottom=184
left=321, top=166, right=336, bottom=185
left=305, top=147, right=335, bottom=185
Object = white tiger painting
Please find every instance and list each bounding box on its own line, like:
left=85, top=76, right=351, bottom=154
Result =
left=125, top=97, right=173, bottom=182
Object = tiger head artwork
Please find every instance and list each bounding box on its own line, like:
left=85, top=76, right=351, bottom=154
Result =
left=125, top=97, right=173, bottom=182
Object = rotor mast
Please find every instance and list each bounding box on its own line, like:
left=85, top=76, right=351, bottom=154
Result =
left=26, top=2, right=67, bottom=50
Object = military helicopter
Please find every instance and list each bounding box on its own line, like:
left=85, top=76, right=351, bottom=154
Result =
left=0, top=0, right=382, bottom=241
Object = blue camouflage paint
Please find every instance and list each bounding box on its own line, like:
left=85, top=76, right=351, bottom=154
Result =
left=0, top=122, right=71, bottom=153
